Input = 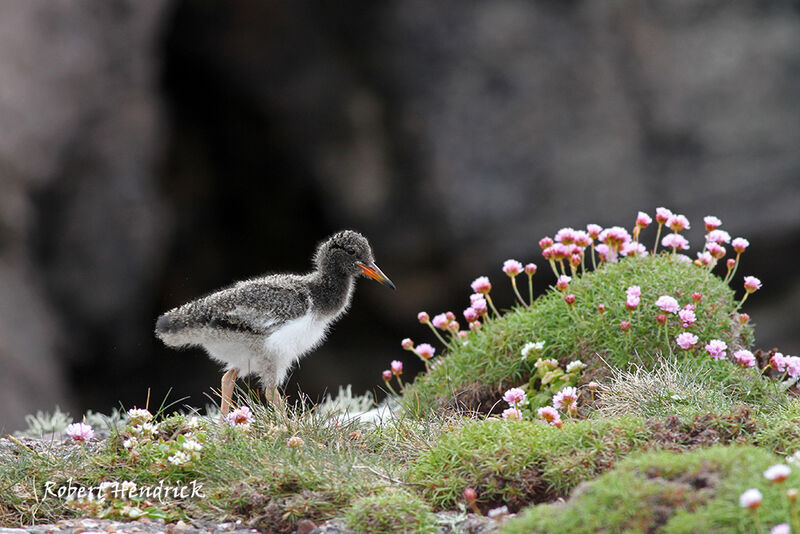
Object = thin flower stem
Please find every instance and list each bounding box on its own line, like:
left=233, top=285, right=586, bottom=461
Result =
left=652, top=223, right=663, bottom=255
left=726, top=253, right=742, bottom=284
left=383, top=380, right=398, bottom=396
left=426, top=323, right=449, bottom=346
left=548, top=259, right=559, bottom=278
left=791, top=497, right=799, bottom=534
left=486, top=294, right=501, bottom=317
left=663, top=319, right=674, bottom=357
left=590, top=243, right=597, bottom=270
left=527, top=275, right=534, bottom=307
left=737, top=292, right=749, bottom=311
left=395, top=375, right=404, bottom=392
left=511, top=277, right=528, bottom=307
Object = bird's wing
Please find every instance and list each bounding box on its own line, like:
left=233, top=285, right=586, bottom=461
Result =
left=185, top=281, right=311, bottom=336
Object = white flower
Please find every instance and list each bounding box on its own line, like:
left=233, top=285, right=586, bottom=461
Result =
left=122, top=438, right=134, bottom=449
left=764, top=464, right=791, bottom=483
left=182, top=439, right=203, bottom=452
left=786, top=451, right=800, bottom=465
left=186, top=416, right=201, bottom=429
left=521, top=341, right=545, bottom=359
left=127, top=408, right=153, bottom=425
left=739, top=488, right=763, bottom=509
left=566, top=360, right=586, bottom=373
left=168, top=451, right=190, bottom=466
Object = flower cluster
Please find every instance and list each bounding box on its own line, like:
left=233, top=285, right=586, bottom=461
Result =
left=739, top=463, right=799, bottom=533
left=119, top=408, right=207, bottom=470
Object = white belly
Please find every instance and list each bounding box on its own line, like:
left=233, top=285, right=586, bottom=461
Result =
left=265, top=312, right=332, bottom=369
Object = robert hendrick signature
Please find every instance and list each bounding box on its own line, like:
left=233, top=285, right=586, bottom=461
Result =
left=44, top=479, right=205, bottom=504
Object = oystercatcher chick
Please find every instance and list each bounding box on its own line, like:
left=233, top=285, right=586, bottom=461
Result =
left=155, top=230, right=395, bottom=416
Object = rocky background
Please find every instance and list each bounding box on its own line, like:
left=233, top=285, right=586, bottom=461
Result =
left=1, top=0, right=798, bottom=432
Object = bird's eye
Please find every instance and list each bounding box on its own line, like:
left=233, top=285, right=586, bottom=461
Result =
left=345, top=247, right=356, bottom=256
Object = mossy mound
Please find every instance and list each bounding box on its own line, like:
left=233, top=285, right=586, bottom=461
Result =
left=407, top=416, right=650, bottom=511
left=402, top=254, right=756, bottom=414
left=502, top=445, right=798, bottom=533
left=343, top=489, right=438, bottom=534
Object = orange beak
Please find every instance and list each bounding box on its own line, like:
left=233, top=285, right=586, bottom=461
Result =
left=356, top=261, right=396, bottom=290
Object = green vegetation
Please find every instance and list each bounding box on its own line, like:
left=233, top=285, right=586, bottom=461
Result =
left=502, top=445, right=800, bottom=533
left=343, top=489, right=438, bottom=534
left=402, top=254, right=755, bottom=414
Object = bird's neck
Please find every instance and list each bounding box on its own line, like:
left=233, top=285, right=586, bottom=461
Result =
left=308, top=268, right=355, bottom=317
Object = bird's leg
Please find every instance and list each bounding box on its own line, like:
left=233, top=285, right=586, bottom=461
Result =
left=219, top=368, right=239, bottom=421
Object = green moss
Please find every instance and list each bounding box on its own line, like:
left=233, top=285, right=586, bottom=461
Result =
left=407, top=416, right=650, bottom=511
left=503, top=445, right=797, bottom=533
left=343, top=489, right=438, bottom=534
left=402, top=254, right=756, bottom=414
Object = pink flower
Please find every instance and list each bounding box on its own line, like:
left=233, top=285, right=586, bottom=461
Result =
left=667, top=214, right=690, bottom=232
left=597, top=304, right=606, bottom=314
left=770, top=524, right=790, bottom=534
left=733, top=350, right=756, bottom=368
left=655, top=295, right=680, bottom=314
left=65, top=422, right=95, bottom=442
left=471, top=276, right=492, bottom=295
left=470, top=293, right=484, bottom=304
left=732, top=237, right=749, bottom=253
left=502, top=407, right=523, bottom=421
left=539, top=237, right=554, bottom=249
left=655, top=207, right=673, bottom=224
left=416, top=343, right=435, bottom=360
left=463, top=307, right=479, bottom=323
left=525, top=263, right=537, bottom=275
left=564, top=294, right=576, bottom=305
left=692, top=292, right=702, bottom=303
left=469, top=321, right=482, bottom=331
left=226, top=405, right=254, bottom=426
left=457, top=330, right=468, bottom=340
left=626, top=285, right=642, bottom=298
left=656, top=314, right=667, bottom=325
left=706, top=229, right=731, bottom=245
left=739, top=488, right=763, bottom=510
left=471, top=298, right=488, bottom=315
left=391, top=360, right=403, bottom=375
left=676, top=332, right=698, bottom=350
left=401, top=338, right=414, bottom=351
left=678, top=307, right=696, bottom=328
left=448, top=320, right=460, bottom=332
left=432, top=313, right=449, bottom=330
left=586, top=224, right=602, bottom=239
left=705, top=339, right=728, bottom=361
left=705, top=242, right=726, bottom=259
left=787, top=356, right=800, bottom=378
left=382, top=370, right=393, bottom=381
left=771, top=352, right=788, bottom=372
left=503, top=387, right=527, bottom=407
left=695, top=251, right=714, bottom=267
left=556, top=275, right=571, bottom=291
left=703, top=216, right=722, bottom=232
left=555, top=227, right=577, bottom=244
left=417, top=311, right=429, bottom=323
left=537, top=406, right=562, bottom=427
left=574, top=231, right=592, bottom=248
left=599, top=226, right=632, bottom=246
left=738, top=312, right=750, bottom=324
left=727, top=258, right=736, bottom=270
left=595, top=244, right=609, bottom=262
left=764, top=464, right=791, bottom=483
left=553, top=387, right=579, bottom=410
left=620, top=242, right=647, bottom=257
left=626, top=295, right=640, bottom=311
left=744, top=276, right=762, bottom=293
left=502, top=259, right=523, bottom=277
left=661, top=233, right=690, bottom=251
left=619, top=320, right=631, bottom=332
left=635, top=211, right=652, bottom=228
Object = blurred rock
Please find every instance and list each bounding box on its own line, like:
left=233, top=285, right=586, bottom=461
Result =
left=0, top=0, right=171, bottom=432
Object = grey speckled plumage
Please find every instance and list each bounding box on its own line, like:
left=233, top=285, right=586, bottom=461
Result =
left=155, top=230, right=394, bottom=403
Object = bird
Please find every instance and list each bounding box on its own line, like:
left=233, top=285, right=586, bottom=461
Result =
left=155, top=230, right=395, bottom=417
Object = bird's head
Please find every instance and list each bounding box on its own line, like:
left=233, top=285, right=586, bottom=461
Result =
left=315, top=230, right=395, bottom=289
